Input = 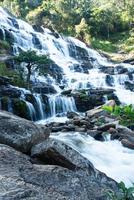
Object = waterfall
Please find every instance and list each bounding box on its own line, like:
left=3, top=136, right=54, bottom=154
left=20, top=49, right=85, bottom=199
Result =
left=25, top=101, right=36, bottom=121
left=48, top=95, right=77, bottom=117
left=0, top=6, right=134, bottom=121
left=34, top=94, right=45, bottom=120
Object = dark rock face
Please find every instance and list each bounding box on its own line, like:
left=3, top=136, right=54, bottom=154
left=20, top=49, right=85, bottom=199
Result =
left=32, top=33, right=42, bottom=49
left=0, top=76, right=10, bottom=86
left=8, top=17, right=19, bottom=29
left=67, top=111, right=79, bottom=119
left=0, top=111, right=50, bottom=153
left=4, top=29, right=14, bottom=43
left=0, top=28, right=5, bottom=40
left=32, top=24, right=44, bottom=33
left=0, top=143, right=120, bottom=200
left=100, top=66, right=114, bottom=75
left=31, top=137, right=91, bottom=170
left=0, top=85, right=21, bottom=98
left=123, top=58, right=134, bottom=65
left=106, top=74, right=114, bottom=86
left=73, top=89, right=117, bottom=112
left=114, top=65, right=128, bottom=74
left=33, top=83, right=57, bottom=94
left=125, top=81, right=134, bottom=91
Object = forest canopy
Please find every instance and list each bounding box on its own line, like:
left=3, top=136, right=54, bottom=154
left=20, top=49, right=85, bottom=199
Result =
left=0, top=0, right=134, bottom=46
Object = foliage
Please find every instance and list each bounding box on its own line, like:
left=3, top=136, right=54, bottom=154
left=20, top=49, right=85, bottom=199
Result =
left=91, top=38, right=117, bottom=53
left=0, top=40, right=10, bottom=50
left=1, top=0, right=134, bottom=52
left=14, top=50, right=52, bottom=88
left=103, top=104, right=134, bottom=126
left=106, top=181, right=134, bottom=200
left=0, top=62, right=26, bottom=87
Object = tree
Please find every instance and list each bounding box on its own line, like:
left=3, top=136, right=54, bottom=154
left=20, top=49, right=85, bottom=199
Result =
left=14, top=50, right=52, bottom=89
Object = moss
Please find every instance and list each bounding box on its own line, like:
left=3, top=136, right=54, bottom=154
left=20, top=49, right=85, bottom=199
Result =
left=0, top=40, right=10, bottom=52
left=0, top=62, right=27, bottom=88
left=12, top=99, right=31, bottom=120
left=1, top=96, right=9, bottom=110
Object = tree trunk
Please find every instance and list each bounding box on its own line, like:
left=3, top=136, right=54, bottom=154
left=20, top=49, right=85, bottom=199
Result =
left=26, top=64, right=31, bottom=90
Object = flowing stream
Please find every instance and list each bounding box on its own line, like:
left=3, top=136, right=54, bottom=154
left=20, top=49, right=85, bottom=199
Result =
left=51, top=132, right=134, bottom=187
left=0, top=7, right=134, bottom=186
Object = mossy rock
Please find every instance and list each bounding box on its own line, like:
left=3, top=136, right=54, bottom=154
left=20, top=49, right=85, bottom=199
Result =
left=1, top=96, right=9, bottom=110
left=12, top=99, right=31, bottom=120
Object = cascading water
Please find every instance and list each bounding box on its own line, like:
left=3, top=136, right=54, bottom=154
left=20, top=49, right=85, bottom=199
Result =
left=0, top=6, right=134, bottom=109
left=0, top=7, right=134, bottom=187
left=51, top=132, right=134, bottom=187
left=48, top=95, right=77, bottom=117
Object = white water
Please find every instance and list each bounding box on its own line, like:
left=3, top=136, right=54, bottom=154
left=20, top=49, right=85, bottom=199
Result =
left=0, top=6, right=133, bottom=104
left=51, top=132, right=134, bottom=187
left=0, top=7, right=134, bottom=186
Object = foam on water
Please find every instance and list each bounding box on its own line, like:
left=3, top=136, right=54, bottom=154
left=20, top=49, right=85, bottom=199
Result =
left=51, top=132, right=134, bottom=187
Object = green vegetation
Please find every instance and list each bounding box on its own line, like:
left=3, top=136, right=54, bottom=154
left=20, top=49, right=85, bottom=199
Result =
left=106, top=181, right=134, bottom=200
left=14, top=50, right=52, bottom=89
left=0, top=62, right=26, bottom=87
left=103, top=104, right=134, bottom=126
left=1, top=0, right=134, bottom=53
left=0, top=40, right=10, bottom=50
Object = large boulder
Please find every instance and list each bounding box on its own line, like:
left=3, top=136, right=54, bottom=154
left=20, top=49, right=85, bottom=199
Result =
left=0, top=111, right=50, bottom=153
left=0, top=144, right=120, bottom=200
left=0, top=85, right=21, bottom=98
left=31, top=137, right=92, bottom=170
left=73, top=89, right=118, bottom=112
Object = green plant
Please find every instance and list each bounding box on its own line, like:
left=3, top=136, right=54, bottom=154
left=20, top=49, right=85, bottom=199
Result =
left=0, top=40, right=10, bottom=50
left=103, top=104, right=134, bottom=126
left=0, top=62, right=26, bottom=88
left=14, top=50, right=52, bottom=89
left=106, top=181, right=134, bottom=200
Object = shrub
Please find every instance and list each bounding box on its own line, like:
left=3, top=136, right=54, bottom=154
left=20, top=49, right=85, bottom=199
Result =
left=103, top=104, right=134, bottom=126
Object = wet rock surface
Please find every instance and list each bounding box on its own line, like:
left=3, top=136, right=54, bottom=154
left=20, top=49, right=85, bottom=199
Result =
left=0, top=142, right=120, bottom=200
left=72, top=88, right=119, bottom=112
left=0, top=110, right=50, bottom=153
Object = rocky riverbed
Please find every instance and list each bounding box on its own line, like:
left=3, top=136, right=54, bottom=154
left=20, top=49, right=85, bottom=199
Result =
left=0, top=100, right=134, bottom=199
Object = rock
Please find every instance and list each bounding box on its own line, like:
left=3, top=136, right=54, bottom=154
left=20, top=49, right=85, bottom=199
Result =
left=106, top=75, right=114, bottom=86
left=75, top=127, right=86, bottom=132
left=0, top=85, right=21, bottom=98
left=125, top=81, right=134, bottom=91
left=4, top=29, right=14, bottom=43
left=0, top=76, right=10, bottom=86
left=0, top=144, right=120, bottom=200
left=121, top=139, right=134, bottom=149
left=116, top=125, right=134, bottom=139
left=0, top=111, right=50, bottom=153
left=61, top=89, right=72, bottom=96
left=97, top=122, right=117, bottom=132
left=32, top=33, right=42, bottom=49
left=114, top=65, right=128, bottom=74
left=0, top=28, right=5, bottom=40
left=12, top=98, right=33, bottom=120
left=111, top=125, right=134, bottom=146
left=73, top=90, right=116, bottom=112
left=31, top=137, right=91, bottom=170
left=67, top=111, right=79, bottom=119
left=33, top=83, right=57, bottom=94
left=32, top=24, right=44, bottom=33
left=86, top=107, right=106, bottom=118
left=100, top=66, right=114, bottom=75
left=87, top=130, right=104, bottom=141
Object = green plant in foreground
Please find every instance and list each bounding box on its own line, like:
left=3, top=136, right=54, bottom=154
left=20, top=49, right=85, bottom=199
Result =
left=103, top=104, right=134, bottom=126
left=106, top=181, right=134, bottom=200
